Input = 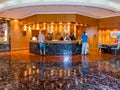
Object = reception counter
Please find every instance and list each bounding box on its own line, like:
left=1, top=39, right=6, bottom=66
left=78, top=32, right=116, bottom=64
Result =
left=29, top=40, right=81, bottom=55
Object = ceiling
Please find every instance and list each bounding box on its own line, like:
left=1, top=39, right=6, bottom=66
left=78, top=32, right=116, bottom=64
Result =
left=0, top=0, right=120, bottom=19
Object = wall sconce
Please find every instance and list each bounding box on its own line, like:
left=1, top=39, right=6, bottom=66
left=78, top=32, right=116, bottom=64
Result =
left=43, top=23, right=46, bottom=30
left=23, top=25, right=27, bottom=36
left=23, top=25, right=27, bottom=31
left=36, top=23, right=39, bottom=30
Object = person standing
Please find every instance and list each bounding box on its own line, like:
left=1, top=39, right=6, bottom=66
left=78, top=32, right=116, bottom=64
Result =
left=81, top=32, right=88, bottom=54
left=38, top=31, right=46, bottom=56
left=70, top=33, right=76, bottom=40
left=46, top=33, right=52, bottom=40
left=64, top=33, right=71, bottom=41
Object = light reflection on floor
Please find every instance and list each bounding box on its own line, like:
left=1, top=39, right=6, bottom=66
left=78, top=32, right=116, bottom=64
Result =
left=0, top=51, right=120, bottom=90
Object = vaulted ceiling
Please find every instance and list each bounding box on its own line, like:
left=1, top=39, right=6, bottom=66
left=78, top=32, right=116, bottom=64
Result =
left=0, top=0, right=120, bottom=19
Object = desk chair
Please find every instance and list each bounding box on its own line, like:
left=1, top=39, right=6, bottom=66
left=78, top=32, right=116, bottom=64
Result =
left=98, top=42, right=107, bottom=52
left=111, top=43, right=120, bottom=55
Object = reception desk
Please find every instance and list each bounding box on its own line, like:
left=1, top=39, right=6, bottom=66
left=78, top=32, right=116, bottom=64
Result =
left=29, top=40, right=81, bottom=55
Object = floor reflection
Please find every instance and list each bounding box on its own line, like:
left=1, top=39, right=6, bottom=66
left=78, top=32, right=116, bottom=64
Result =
left=0, top=55, right=120, bottom=90
left=81, top=55, right=89, bottom=76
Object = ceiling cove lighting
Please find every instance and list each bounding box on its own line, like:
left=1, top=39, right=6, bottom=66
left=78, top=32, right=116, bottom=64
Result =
left=0, top=0, right=120, bottom=11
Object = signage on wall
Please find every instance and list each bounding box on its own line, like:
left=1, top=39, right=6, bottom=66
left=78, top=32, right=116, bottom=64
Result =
left=0, top=21, right=8, bottom=43
left=110, top=31, right=120, bottom=38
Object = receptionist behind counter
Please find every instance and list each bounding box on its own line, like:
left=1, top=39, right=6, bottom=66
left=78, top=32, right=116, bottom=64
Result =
left=70, top=34, right=76, bottom=40
left=46, top=33, right=52, bottom=40
left=59, top=36, right=64, bottom=40
left=64, top=34, right=71, bottom=41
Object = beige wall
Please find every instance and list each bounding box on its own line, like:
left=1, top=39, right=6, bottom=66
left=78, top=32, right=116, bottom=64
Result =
left=10, top=19, right=29, bottom=51
left=98, top=29, right=120, bottom=43
left=21, top=14, right=76, bottom=25
left=86, top=26, right=98, bottom=51
left=10, top=14, right=120, bottom=51
left=20, top=14, right=98, bottom=51
left=98, top=15, right=120, bottom=43
left=10, top=14, right=99, bottom=51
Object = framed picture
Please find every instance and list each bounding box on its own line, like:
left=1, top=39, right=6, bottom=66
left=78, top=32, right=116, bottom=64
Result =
left=110, top=31, right=120, bottom=38
left=0, top=21, right=9, bottom=43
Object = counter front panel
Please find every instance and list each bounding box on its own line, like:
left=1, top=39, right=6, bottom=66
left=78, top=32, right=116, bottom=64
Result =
left=30, top=40, right=81, bottom=55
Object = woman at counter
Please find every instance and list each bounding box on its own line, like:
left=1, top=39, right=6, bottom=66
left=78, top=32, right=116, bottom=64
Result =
left=38, top=31, right=46, bottom=56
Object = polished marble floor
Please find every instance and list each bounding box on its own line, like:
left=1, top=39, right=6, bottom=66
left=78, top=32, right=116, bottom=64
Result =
left=0, top=50, right=120, bottom=90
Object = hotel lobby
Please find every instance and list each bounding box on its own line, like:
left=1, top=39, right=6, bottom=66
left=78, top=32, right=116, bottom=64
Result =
left=0, top=0, right=120, bottom=90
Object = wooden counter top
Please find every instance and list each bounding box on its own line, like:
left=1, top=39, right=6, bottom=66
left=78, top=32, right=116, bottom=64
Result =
left=30, top=40, right=79, bottom=44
